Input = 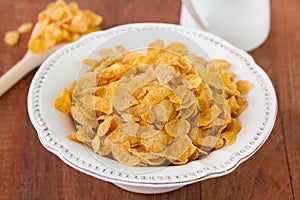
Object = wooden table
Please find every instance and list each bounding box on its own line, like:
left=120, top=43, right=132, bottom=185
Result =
left=0, top=0, right=299, bottom=199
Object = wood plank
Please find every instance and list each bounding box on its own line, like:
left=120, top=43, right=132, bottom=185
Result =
left=264, top=0, right=300, bottom=199
left=78, top=0, right=181, bottom=29
left=0, top=125, right=26, bottom=199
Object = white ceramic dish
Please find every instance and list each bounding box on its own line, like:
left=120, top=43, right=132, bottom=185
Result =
left=27, top=23, right=277, bottom=194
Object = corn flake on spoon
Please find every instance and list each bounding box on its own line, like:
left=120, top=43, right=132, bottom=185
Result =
left=0, top=23, right=65, bottom=97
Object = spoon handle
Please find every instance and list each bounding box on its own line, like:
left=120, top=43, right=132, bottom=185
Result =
left=0, top=51, right=42, bottom=97
left=0, top=42, right=66, bottom=97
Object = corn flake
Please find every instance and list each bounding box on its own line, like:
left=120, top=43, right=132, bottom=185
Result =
left=17, top=22, right=33, bottom=34
left=4, top=31, right=19, bottom=46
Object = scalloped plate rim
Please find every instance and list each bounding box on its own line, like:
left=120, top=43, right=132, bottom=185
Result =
left=27, top=23, right=277, bottom=188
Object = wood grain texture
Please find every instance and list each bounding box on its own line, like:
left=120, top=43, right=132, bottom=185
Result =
left=0, top=0, right=299, bottom=199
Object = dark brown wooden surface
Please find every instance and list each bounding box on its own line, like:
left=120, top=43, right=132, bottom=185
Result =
left=0, top=0, right=299, bottom=199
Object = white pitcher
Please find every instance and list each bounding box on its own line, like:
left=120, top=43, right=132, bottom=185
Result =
left=180, top=0, right=270, bottom=51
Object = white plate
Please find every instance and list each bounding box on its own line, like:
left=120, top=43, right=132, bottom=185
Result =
left=27, top=23, right=277, bottom=194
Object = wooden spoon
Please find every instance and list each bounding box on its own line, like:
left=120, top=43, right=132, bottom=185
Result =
left=0, top=23, right=65, bottom=97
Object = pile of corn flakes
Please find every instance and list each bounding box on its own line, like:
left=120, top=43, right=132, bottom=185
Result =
left=54, top=40, right=251, bottom=166
left=28, top=0, right=102, bottom=53
left=4, top=0, right=102, bottom=53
